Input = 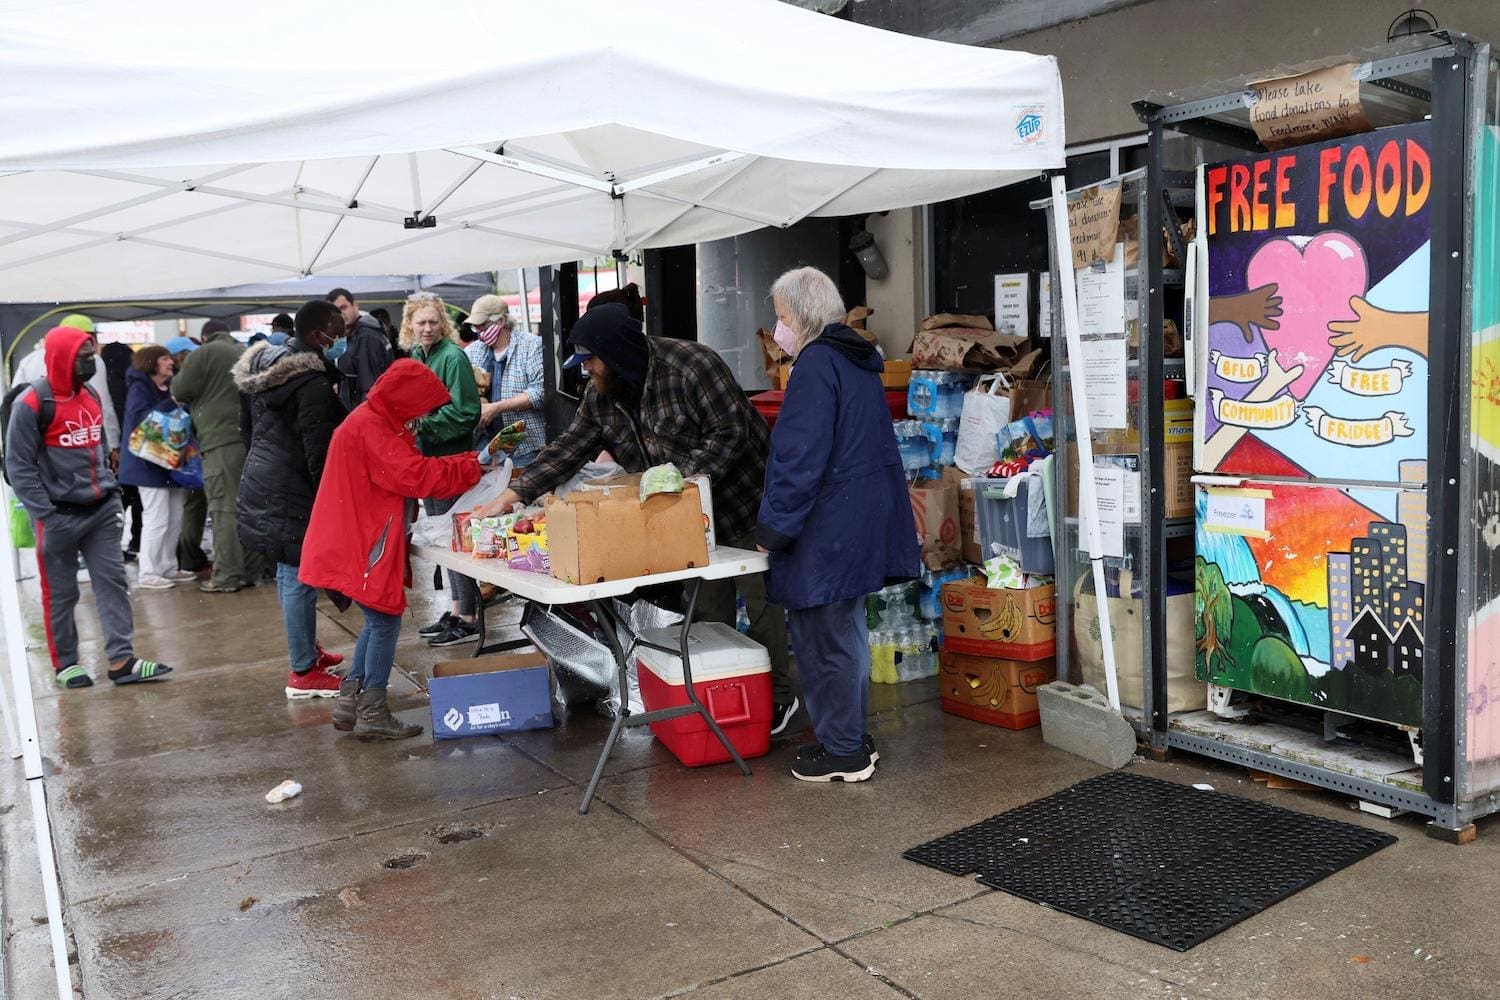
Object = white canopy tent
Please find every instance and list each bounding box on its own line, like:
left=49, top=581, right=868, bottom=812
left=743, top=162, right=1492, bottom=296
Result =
left=0, top=2, right=1065, bottom=995
left=0, top=0, right=1064, bottom=301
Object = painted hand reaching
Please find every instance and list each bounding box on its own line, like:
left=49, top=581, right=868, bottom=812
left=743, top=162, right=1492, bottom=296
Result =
left=1327, top=296, right=1429, bottom=363
left=1208, top=283, right=1283, bottom=342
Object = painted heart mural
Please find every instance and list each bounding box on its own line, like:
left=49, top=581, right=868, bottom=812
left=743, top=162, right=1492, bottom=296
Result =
left=1244, top=232, right=1368, bottom=400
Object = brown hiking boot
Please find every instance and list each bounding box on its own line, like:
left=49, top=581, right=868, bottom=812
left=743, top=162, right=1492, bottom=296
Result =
left=331, top=677, right=361, bottom=731
left=354, top=688, right=422, bottom=740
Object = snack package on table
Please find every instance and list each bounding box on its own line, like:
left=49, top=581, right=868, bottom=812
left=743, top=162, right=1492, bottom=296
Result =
left=451, top=511, right=474, bottom=553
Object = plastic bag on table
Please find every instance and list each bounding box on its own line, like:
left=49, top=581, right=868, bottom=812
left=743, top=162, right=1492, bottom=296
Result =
left=555, top=460, right=625, bottom=498
left=409, top=459, right=513, bottom=548
left=607, top=597, right=684, bottom=717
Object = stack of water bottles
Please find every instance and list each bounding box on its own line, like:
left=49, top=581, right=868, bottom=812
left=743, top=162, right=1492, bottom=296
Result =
left=866, top=581, right=940, bottom=684
left=904, top=370, right=975, bottom=476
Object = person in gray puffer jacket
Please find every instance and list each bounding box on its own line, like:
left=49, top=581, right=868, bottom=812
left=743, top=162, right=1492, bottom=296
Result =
left=233, top=300, right=348, bottom=700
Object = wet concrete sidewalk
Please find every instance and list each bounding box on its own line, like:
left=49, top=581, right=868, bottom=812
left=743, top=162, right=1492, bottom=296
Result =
left=2, top=554, right=1498, bottom=999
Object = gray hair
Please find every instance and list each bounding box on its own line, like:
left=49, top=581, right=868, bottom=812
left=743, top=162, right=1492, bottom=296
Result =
left=771, top=267, right=845, bottom=349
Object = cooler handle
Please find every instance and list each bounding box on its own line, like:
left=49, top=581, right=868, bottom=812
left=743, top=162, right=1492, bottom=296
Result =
left=705, top=683, right=751, bottom=725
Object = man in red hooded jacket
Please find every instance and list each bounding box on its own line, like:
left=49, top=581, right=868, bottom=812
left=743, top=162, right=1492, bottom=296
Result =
left=300, top=359, right=484, bottom=738
left=5, top=326, right=173, bottom=688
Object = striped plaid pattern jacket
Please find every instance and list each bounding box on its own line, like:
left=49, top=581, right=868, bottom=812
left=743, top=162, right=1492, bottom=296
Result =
left=513, top=337, right=769, bottom=541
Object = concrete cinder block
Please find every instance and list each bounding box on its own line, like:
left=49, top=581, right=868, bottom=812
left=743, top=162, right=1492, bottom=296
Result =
left=1037, top=682, right=1136, bottom=770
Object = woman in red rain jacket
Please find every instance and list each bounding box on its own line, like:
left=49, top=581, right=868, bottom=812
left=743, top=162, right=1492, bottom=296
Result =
left=300, top=359, right=485, bottom=739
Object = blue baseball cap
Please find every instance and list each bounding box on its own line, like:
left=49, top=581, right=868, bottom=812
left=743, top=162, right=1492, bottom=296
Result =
left=562, top=345, right=594, bottom=369
left=165, top=336, right=198, bottom=354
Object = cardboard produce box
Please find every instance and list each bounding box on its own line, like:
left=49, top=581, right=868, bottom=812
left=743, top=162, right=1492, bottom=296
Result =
left=958, top=477, right=983, bottom=565
left=430, top=651, right=554, bottom=740
left=939, top=650, right=1056, bottom=730
left=546, top=478, right=710, bottom=584
left=941, top=576, right=1056, bottom=660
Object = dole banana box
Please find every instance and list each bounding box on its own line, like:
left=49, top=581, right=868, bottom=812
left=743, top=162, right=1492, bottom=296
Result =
left=941, top=577, right=1056, bottom=660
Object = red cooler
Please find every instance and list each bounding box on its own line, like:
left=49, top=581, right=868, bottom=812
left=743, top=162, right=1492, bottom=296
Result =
left=636, top=622, right=772, bottom=767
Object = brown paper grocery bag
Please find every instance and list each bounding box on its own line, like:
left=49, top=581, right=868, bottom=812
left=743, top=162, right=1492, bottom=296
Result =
left=909, top=471, right=962, bottom=570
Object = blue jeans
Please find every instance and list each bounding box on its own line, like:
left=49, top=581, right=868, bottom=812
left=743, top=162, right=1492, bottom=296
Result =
left=350, top=603, right=403, bottom=691
left=275, top=562, right=317, bottom=671
left=786, top=597, right=870, bottom=757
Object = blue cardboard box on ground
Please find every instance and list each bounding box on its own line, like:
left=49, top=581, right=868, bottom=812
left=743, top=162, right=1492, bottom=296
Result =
left=429, top=651, right=555, bottom=740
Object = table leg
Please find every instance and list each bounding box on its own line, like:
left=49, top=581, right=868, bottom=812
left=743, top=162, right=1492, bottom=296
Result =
left=579, top=598, right=633, bottom=815
left=677, top=580, right=751, bottom=778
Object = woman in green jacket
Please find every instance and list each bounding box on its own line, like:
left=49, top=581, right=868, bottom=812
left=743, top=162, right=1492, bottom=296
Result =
left=400, top=293, right=484, bottom=647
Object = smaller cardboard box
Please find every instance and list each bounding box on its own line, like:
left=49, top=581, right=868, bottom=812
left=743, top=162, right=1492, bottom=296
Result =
left=547, top=478, right=710, bottom=584
left=941, top=577, right=1056, bottom=660
left=430, top=652, right=554, bottom=740
left=958, top=477, right=982, bottom=565
left=881, top=358, right=913, bottom=389
left=939, top=651, right=1055, bottom=730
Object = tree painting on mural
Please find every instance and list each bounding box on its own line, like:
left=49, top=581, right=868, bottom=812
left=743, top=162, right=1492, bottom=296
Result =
left=1194, top=124, right=1433, bottom=728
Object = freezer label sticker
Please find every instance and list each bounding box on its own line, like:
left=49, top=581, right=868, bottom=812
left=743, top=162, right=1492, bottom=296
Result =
left=1210, top=350, right=1267, bottom=383
left=1302, top=407, right=1414, bottom=446
left=1327, top=359, right=1412, bottom=396
left=1204, top=493, right=1267, bottom=534
left=1210, top=389, right=1298, bottom=429
left=468, top=703, right=511, bottom=727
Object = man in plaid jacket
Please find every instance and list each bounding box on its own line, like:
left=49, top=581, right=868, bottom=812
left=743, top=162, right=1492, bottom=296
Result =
left=479, top=303, right=800, bottom=732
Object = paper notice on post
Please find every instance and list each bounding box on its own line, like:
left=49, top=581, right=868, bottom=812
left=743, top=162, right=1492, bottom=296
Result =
left=1068, top=183, right=1122, bottom=269
left=1077, top=244, right=1126, bottom=336
left=993, top=273, right=1030, bottom=337
left=1082, top=336, right=1128, bottom=429
left=1038, top=272, right=1053, bottom=338
left=1123, top=471, right=1141, bottom=524
left=1248, top=63, right=1371, bottom=150
left=1082, top=466, right=1126, bottom=559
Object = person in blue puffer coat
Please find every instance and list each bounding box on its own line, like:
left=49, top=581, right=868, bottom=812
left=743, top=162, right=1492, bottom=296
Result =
left=754, top=267, right=919, bottom=784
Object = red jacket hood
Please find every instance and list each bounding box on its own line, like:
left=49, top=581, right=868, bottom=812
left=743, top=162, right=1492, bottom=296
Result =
left=43, top=326, right=91, bottom=396
left=366, top=358, right=451, bottom=425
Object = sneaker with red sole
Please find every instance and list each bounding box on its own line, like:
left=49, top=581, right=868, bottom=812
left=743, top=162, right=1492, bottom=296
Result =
left=314, top=645, right=344, bottom=669
left=285, top=667, right=342, bottom=700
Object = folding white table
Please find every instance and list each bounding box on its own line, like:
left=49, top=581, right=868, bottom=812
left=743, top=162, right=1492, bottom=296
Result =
left=413, top=545, right=770, bottom=813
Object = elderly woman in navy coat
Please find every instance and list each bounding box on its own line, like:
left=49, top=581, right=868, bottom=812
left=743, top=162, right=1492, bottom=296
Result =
left=755, top=267, right=919, bottom=783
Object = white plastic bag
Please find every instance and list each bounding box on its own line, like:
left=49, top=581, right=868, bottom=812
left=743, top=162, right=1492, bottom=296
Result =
left=954, top=374, right=1011, bottom=474
left=409, top=459, right=513, bottom=547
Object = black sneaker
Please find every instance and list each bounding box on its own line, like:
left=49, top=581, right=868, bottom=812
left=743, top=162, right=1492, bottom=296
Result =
left=428, top=618, right=480, bottom=647
left=770, top=696, right=800, bottom=736
left=791, top=745, right=875, bottom=783
left=419, top=612, right=456, bottom=637
left=797, top=736, right=879, bottom=764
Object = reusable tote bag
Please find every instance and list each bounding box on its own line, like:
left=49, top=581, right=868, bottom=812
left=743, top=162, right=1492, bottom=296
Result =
left=953, top=374, right=1011, bottom=474
left=1074, top=569, right=1204, bottom=713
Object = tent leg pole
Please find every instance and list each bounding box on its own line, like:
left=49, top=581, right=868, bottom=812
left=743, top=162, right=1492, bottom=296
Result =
left=0, top=482, right=73, bottom=998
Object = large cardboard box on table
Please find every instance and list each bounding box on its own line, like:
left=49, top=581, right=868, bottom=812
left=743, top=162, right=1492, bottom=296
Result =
left=940, top=651, right=1056, bottom=730
left=546, top=477, right=710, bottom=584
left=429, top=652, right=554, bottom=740
left=941, top=576, right=1056, bottom=660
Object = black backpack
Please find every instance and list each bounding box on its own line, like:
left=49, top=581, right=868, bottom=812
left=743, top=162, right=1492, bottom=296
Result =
left=0, top=379, right=101, bottom=485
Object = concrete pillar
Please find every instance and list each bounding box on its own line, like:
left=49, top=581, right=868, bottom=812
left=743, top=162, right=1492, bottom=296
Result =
left=861, top=208, right=923, bottom=359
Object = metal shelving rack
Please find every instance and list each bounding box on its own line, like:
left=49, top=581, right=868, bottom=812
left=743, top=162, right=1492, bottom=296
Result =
left=1130, top=33, right=1500, bottom=839
left=1036, top=170, right=1191, bottom=724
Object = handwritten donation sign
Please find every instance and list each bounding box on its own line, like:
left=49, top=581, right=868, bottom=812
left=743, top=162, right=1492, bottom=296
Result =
left=1249, top=63, right=1371, bottom=150
left=1068, top=182, right=1122, bottom=270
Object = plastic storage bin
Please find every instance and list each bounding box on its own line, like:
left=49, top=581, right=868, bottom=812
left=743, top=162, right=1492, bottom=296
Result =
left=636, top=621, right=773, bottom=767
left=975, top=477, right=1054, bottom=574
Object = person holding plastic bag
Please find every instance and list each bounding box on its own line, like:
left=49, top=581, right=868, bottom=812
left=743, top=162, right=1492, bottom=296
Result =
left=300, top=359, right=490, bottom=738
left=233, top=300, right=350, bottom=700
left=119, top=345, right=197, bottom=590
left=755, top=268, right=919, bottom=783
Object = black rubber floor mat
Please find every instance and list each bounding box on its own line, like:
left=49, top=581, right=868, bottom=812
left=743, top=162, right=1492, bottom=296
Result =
left=904, top=771, right=1395, bottom=951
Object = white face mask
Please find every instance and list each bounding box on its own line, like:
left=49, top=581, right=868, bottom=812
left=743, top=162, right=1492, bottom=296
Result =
left=772, top=320, right=800, bottom=357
